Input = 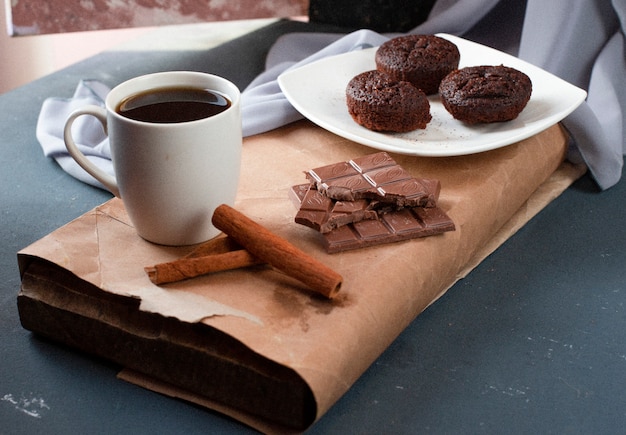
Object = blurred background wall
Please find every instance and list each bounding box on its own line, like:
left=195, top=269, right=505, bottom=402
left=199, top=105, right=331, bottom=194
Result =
left=1, top=5, right=151, bottom=93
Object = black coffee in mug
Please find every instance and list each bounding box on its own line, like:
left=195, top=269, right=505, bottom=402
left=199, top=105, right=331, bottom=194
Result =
left=116, top=87, right=231, bottom=123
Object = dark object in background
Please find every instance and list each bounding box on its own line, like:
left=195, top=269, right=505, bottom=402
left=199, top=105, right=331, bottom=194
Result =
left=309, top=0, right=437, bottom=32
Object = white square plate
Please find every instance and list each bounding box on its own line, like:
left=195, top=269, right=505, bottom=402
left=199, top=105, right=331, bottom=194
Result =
left=277, top=34, right=587, bottom=157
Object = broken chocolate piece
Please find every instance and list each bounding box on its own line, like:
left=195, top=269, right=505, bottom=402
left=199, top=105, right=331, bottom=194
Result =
left=306, top=152, right=433, bottom=207
left=294, top=185, right=379, bottom=233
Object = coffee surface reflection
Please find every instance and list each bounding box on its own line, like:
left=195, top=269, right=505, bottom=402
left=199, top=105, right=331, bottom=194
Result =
left=116, top=87, right=231, bottom=123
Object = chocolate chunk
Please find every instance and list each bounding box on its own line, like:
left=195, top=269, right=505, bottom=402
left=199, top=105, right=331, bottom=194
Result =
left=291, top=185, right=379, bottom=233
left=289, top=185, right=455, bottom=253
left=306, top=152, right=433, bottom=207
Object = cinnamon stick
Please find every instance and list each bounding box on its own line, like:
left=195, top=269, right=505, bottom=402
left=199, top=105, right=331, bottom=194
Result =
left=183, top=235, right=242, bottom=258
left=211, top=204, right=343, bottom=298
left=145, top=249, right=262, bottom=285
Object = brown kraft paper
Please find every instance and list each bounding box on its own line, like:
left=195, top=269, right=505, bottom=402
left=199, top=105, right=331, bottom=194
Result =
left=17, top=120, right=585, bottom=433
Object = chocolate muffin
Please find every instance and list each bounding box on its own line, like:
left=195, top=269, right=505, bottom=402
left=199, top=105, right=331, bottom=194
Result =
left=439, top=65, right=532, bottom=123
left=375, top=34, right=460, bottom=95
left=346, top=70, right=431, bottom=132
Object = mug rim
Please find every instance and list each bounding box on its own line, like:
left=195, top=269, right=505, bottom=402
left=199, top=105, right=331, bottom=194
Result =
left=105, top=71, right=241, bottom=126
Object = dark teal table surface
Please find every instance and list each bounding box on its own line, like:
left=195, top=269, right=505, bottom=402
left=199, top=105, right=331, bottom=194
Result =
left=1, top=20, right=625, bottom=434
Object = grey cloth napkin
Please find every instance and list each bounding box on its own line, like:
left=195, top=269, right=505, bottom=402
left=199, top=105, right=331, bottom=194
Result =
left=37, top=0, right=625, bottom=190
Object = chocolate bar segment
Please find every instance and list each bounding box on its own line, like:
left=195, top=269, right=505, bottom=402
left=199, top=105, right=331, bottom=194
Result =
left=320, top=204, right=455, bottom=253
left=292, top=185, right=378, bottom=233
left=306, top=152, right=432, bottom=207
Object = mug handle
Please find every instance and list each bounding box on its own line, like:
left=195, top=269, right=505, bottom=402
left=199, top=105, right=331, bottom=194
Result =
left=63, top=106, right=120, bottom=197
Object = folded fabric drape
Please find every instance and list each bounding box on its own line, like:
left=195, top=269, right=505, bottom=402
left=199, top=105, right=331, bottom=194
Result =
left=37, top=0, right=625, bottom=190
left=517, top=0, right=625, bottom=189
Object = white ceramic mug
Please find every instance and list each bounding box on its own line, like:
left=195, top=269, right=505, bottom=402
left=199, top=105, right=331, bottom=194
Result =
left=64, top=71, right=242, bottom=246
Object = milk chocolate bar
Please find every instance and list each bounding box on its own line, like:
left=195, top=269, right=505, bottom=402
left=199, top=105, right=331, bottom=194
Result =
left=306, top=152, right=436, bottom=207
left=290, top=183, right=455, bottom=253
left=290, top=177, right=441, bottom=234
